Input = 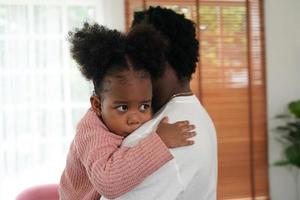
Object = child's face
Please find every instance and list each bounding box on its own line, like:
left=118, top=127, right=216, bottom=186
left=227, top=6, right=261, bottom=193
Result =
left=97, top=70, right=152, bottom=137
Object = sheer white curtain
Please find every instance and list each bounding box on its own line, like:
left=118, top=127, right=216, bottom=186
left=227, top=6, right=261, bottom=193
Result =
left=0, top=0, right=105, bottom=199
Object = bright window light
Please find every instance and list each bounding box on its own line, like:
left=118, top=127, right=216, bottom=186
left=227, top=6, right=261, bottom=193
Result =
left=0, top=0, right=100, bottom=199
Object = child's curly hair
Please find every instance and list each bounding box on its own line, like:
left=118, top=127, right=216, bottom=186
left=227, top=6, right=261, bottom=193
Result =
left=68, top=22, right=168, bottom=94
left=132, top=6, right=199, bottom=81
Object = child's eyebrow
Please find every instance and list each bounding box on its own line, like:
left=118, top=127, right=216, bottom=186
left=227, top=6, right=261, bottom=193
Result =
left=113, top=100, right=152, bottom=104
left=113, top=101, right=128, bottom=104
left=141, top=100, right=151, bottom=104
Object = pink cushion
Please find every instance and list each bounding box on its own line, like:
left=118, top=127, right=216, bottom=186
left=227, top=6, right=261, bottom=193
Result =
left=16, top=184, right=59, bottom=200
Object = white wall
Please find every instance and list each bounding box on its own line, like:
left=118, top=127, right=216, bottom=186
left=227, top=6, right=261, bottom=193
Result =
left=265, top=0, right=300, bottom=199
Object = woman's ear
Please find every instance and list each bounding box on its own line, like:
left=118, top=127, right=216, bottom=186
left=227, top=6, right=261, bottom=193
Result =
left=90, top=95, right=102, bottom=116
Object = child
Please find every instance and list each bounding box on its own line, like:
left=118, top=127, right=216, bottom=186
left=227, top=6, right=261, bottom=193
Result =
left=59, top=23, right=196, bottom=200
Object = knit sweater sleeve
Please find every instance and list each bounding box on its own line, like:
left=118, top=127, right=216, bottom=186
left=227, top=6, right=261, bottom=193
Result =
left=75, top=110, right=173, bottom=199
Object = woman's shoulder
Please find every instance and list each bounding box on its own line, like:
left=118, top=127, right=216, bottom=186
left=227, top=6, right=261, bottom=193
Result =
left=163, top=95, right=203, bottom=114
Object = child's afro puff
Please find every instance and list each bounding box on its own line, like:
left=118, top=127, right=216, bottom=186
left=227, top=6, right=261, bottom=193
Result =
left=68, top=22, right=168, bottom=93
left=68, top=23, right=127, bottom=81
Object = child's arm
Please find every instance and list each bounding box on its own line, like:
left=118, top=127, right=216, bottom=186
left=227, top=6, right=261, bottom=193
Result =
left=75, top=112, right=195, bottom=199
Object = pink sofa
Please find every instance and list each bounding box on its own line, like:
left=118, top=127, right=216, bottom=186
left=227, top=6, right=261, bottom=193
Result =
left=16, top=184, right=59, bottom=200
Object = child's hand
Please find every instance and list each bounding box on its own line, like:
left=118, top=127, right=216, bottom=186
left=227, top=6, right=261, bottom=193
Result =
left=156, top=117, right=196, bottom=148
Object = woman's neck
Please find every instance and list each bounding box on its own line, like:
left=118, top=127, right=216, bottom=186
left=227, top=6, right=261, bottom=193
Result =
left=152, top=64, right=193, bottom=112
left=171, top=81, right=192, bottom=96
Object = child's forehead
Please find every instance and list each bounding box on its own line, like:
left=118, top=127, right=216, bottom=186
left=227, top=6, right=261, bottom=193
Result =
left=110, top=77, right=151, bottom=92
left=113, top=69, right=149, bottom=80
left=105, top=69, right=150, bottom=85
left=103, top=75, right=152, bottom=102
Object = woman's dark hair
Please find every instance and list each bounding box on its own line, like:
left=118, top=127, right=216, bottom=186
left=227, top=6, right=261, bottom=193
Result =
left=68, top=22, right=167, bottom=95
left=132, top=6, right=199, bottom=81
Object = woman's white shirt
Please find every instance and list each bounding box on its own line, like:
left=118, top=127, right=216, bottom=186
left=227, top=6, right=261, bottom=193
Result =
left=101, top=95, right=218, bottom=200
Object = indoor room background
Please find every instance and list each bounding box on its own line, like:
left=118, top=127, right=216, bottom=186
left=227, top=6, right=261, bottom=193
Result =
left=0, top=0, right=299, bottom=199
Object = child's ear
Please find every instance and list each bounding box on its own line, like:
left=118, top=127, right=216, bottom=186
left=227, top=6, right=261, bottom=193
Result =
left=90, top=95, right=102, bottom=116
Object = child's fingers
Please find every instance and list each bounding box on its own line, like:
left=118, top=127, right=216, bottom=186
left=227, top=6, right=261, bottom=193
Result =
left=176, top=120, right=189, bottom=127
left=163, top=116, right=169, bottom=123
left=181, top=124, right=195, bottom=132
left=184, top=131, right=196, bottom=139
left=171, top=138, right=195, bottom=148
left=159, top=116, right=169, bottom=124
left=187, top=140, right=195, bottom=145
left=183, top=140, right=195, bottom=146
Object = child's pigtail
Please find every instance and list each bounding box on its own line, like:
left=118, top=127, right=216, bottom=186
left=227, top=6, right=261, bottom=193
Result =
left=68, top=23, right=126, bottom=81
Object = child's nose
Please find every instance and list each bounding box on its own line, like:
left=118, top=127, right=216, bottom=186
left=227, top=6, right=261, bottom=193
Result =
left=127, top=113, right=140, bottom=126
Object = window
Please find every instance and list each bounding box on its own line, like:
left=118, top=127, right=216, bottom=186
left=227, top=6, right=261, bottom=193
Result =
left=0, top=0, right=99, bottom=199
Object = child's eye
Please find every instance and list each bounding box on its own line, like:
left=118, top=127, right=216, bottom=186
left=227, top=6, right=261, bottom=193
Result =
left=116, top=105, right=128, bottom=112
left=140, top=104, right=150, bottom=111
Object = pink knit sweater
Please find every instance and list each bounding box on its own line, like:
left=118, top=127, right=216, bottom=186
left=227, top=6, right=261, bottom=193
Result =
left=59, top=109, right=173, bottom=200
